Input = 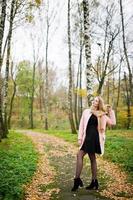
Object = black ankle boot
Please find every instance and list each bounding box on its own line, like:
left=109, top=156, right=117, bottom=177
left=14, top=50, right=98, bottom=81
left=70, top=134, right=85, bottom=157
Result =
left=71, top=177, right=83, bottom=191
left=86, top=179, right=99, bottom=190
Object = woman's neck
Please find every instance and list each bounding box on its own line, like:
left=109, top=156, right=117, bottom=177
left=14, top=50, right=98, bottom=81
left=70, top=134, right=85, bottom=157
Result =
left=91, top=106, right=98, bottom=111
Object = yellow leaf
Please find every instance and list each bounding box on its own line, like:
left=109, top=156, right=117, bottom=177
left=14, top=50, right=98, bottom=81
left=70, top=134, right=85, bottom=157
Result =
left=25, top=14, right=34, bottom=23
left=35, top=0, right=41, bottom=5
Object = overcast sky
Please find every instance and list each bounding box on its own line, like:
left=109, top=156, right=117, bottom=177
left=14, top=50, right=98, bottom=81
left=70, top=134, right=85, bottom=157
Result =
left=11, top=0, right=133, bottom=86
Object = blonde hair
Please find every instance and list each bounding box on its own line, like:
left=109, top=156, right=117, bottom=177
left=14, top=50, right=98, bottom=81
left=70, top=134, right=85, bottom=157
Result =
left=95, top=96, right=106, bottom=131
left=96, top=96, right=106, bottom=112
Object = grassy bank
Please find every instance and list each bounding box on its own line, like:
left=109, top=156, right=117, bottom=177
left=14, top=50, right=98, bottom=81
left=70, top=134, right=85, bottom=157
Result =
left=0, top=131, right=38, bottom=200
left=36, top=129, right=133, bottom=183
left=104, top=130, right=133, bottom=183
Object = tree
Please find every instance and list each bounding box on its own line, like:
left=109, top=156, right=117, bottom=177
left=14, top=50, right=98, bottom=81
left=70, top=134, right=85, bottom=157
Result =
left=0, top=0, right=7, bottom=140
left=77, top=2, right=84, bottom=121
left=44, top=1, right=49, bottom=130
left=1, top=0, right=42, bottom=138
left=29, top=32, right=40, bottom=129
left=72, top=1, right=84, bottom=129
left=123, top=72, right=131, bottom=129
left=83, top=0, right=94, bottom=106
left=37, top=60, right=45, bottom=121
left=8, top=62, right=17, bottom=129
left=0, top=0, right=7, bottom=72
left=92, top=3, right=120, bottom=95
left=30, top=54, right=36, bottom=129
left=3, top=0, right=16, bottom=138
left=16, top=61, right=35, bottom=127
left=119, top=0, right=133, bottom=105
left=115, top=56, right=122, bottom=121
left=68, top=0, right=77, bottom=134
left=38, top=0, right=58, bottom=130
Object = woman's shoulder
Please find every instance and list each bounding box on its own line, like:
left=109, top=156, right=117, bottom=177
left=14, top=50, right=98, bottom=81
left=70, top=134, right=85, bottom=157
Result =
left=82, top=108, right=91, bottom=114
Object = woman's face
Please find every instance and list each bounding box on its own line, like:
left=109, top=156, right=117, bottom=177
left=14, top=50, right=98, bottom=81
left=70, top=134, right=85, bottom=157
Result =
left=92, top=97, right=99, bottom=109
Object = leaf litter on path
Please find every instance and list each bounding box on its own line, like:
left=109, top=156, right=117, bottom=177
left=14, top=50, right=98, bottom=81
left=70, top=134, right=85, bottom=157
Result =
left=19, top=130, right=133, bottom=200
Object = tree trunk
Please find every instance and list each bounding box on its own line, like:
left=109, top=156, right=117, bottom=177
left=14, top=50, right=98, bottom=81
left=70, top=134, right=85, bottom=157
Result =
left=74, top=2, right=84, bottom=130
left=79, top=47, right=83, bottom=120
left=68, top=0, right=77, bottom=134
left=44, top=9, right=49, bottom=130
left=116, top=62, right=121, bottom=108
left=38, top=64, right=44, bottom=121
left=30, top=62, right=36, bottom=129
left=3, top=0, right=15, bottom=138
left=77, top=1, right=83, bottom=121
left=1, top=33, right=9, bottom=66
left=83, top=0, right=93, bottom=106
left=115, top=61, right=121, bottom=123
left=8, top=62, right=16, bottom=129
left=74, top=68, right=80, bottom=130
left=0, top=0, right=7, bottom=140
left=0, top=0, right=7, bottom=72
left=119, top=0, right=133, bottom=105
left=78, top=45, right=83, bottom=123
left=39, top=84, right=44, bottom=121
left=124, top=72, right=131, bottom=129
left=107, top=75, right=110, bottom=104
left=97, top=38, right=114, bottom=95
left=112, top=66, right=115, bottom=107
left=102, top=18, right=108, bottom=72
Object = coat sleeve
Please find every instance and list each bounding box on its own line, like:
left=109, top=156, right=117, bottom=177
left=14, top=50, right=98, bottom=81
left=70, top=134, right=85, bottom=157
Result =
left=106, top=110, right=116, bottom=126
left=78, top=110, right=85, bottom=140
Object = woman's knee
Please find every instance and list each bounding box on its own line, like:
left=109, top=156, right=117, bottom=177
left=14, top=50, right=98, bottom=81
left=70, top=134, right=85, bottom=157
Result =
left=88, top=153, right=96, bottom=162
left=77, top=150, right=85, bottom=160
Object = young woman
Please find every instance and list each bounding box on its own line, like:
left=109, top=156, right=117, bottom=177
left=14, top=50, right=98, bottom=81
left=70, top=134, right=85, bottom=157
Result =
left=71, top=96, right=116, bottom=191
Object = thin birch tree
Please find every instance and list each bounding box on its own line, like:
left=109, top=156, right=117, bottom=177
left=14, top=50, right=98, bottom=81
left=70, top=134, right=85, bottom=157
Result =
left=41, top=0, right=58, bottom=130
left=83, top=0, right=94, bottom=105
left=3, top=0, right=16, bottom=137
left=29, top=33, right=40, bottom=129
left=44, top=3, right=49, bottom=130
left=73, top=1, right=84, bottom=129
left=124, top=72, right=131, bottom=129
left=8, top=62, right=17, bottom=129
left=0, top=0, right=7, bottom=139
left=119, top=0, right=133, bottom=105
left=68, top=0, right=77, bottom=134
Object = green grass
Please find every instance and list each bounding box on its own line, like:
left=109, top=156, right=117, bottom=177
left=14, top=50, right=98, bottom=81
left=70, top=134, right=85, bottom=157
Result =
left=104, top=130, right=133, bottom=183
left=0, top=131, right=38, bottom=200
left=36, top=129, right=133, bottom=183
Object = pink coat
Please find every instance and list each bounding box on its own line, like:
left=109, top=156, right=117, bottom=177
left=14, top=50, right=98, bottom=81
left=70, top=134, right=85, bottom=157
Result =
left=78, top=109, right=116, bottom=155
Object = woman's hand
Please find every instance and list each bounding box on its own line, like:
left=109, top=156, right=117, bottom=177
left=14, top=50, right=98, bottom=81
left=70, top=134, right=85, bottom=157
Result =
left=105, top=105, right=112, bottom=115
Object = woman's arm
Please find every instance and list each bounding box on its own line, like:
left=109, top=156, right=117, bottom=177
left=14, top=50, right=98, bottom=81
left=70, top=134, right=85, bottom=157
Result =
left=106, top=109, right=116, bottom=126
left=78, top=110, right=85, bottom=144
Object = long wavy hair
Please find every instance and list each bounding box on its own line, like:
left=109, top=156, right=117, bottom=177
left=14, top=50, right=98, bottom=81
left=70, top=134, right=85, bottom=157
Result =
left=94, top=96, right=106, bottom=112
left=95, top=96, right=106, bottom=130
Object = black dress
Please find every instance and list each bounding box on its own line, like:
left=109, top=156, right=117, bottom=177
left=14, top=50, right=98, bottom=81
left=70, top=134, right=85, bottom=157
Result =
left=81, top=114, right=101, bottom=154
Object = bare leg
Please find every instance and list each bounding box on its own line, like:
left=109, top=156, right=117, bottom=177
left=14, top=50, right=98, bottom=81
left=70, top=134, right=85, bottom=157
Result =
left=75, top=150, right=86, bottom=178
left=88, top=153, right=97, bottom=180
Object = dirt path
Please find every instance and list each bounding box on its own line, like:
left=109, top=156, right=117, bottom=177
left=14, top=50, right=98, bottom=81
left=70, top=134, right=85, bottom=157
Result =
left=18, top=130, right=133, bottom=200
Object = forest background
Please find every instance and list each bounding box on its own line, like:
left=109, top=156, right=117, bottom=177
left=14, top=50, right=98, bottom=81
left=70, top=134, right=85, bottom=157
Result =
left=0, top=0, right=133, bottom=140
